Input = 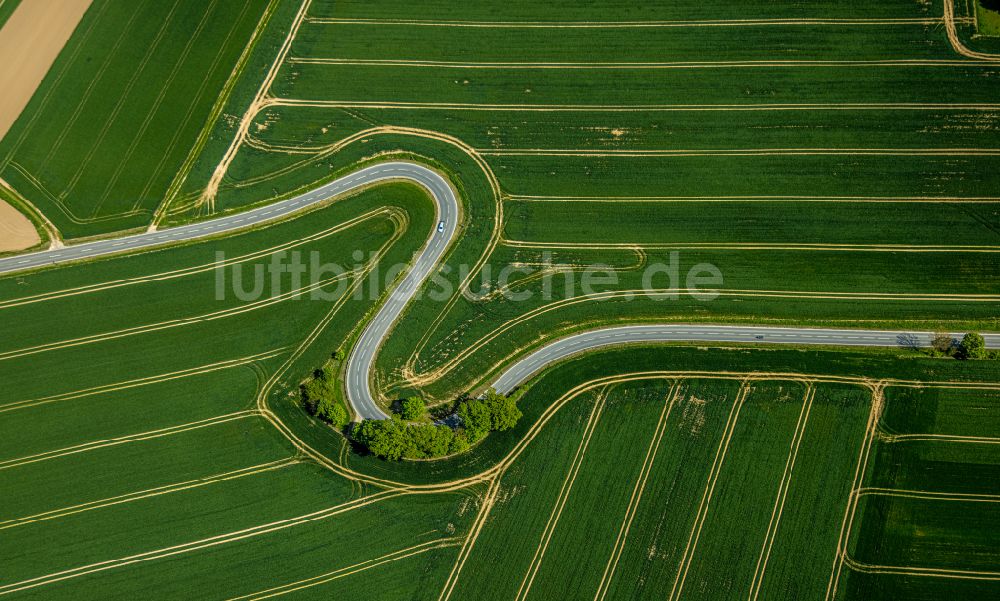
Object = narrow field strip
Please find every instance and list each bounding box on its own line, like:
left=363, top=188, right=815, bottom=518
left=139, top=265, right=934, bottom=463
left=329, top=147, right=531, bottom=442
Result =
left=226, top=537, right=462, bottom=601
left=0, top=348, right=283, bottom=414
left=404, top=289, right=1000, bottom=388
left=483, top=147, right=1000, bottom=157
left=593, top=384, right=680, bottom=601
left=0, top=206, right=391, bottom=311
left=303, top=17, right=956, bottom=28
left=668, top=381, right=752, bottom=601
left=748, top=386, right=817, bottom=601
left=271, top=99, right=1000, bottom=112
left=0, top=457, right=300, bottom=531
left=508, top=194, right=1000, bottom=204
left=857, top=488, right=1000, bottom=503
left=0, top=267, right=355, bottom=363
left=842, top=554, right=1000, bottom=581
left=0, top=488, right=405, bottom=597
left=826, top=386, right=885, bottom=600
left=287, top=57, right=993, bottom=69
left=503, top=239, right=1000, bottom=253
left=877, top=432, right=1000, bottom=444
left=513, top=390, right=611, bottom=601
left=0, top=411, right=258, bottom=471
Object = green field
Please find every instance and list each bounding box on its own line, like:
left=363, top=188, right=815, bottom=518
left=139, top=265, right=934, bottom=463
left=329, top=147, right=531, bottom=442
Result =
left=2, top=0, right=1000, bottom=598
left=979, top=1, right=1000, bottom=36
left=0, top=0, right=276, bottom=239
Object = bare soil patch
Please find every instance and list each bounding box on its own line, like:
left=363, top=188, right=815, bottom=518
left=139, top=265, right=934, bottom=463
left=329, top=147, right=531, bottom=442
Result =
left=0, top=0, right=91, bottom=250
left=0, top=0, right=92, bottom=142
left=0, top=198, right=39, bottom=251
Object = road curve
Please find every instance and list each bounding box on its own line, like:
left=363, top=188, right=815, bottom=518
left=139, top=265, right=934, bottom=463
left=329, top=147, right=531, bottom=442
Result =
left=0, top=162, right=997, bottom=421
left=490, top=325, right=1000, bottom=395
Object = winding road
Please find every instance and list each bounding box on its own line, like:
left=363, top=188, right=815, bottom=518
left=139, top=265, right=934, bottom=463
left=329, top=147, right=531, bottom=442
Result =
left=0, top=162, right=996, bottom=420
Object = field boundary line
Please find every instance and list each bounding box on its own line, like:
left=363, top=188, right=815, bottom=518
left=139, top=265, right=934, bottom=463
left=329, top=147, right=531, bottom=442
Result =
left=593, top=382, right=681, bottom=601
left=0, top=177, right=62, bottom=247
left=514, top=388, right=611, bottom=601
left=0, top=411, right=259, bottom=471
left=878, top=432, right=1000, bottom=444
left=747, top=384, right=816, bottom=601
left=200, top=0, right=313, bottom=211
left=0, top=488, right=406, bottom=597
left=227, top=537, right=463, bottom=600
left=857, top=487, right=1000, bottom=503
left=0, top=348, right=285, bottom=414
left=842, top=554, right=1000, bottom=580
left=825, top=383, right=885, bottom=600
left=945, top=0, right=1000, bottom=61
left=0, top=457, right=300, bottom=530
left=668, top=380, right=752, bottom=601
left=288, top=57, right=994, bottom=69
left=303, top=17, right=955, bottom=28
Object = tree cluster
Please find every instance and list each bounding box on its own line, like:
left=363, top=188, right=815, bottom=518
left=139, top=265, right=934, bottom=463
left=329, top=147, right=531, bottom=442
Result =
left=456, top=388, right=522, bottom=443
left=352, top=389, right=522, bottom=460
left=301, top=364, right=349, bottom=427
left=929, top=332, right=994, bottom=360
left=352, top=417, right=468, bottom=460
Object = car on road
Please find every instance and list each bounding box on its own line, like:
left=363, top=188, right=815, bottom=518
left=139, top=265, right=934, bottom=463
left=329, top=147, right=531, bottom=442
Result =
left=437, top=221, right=445, bottom=233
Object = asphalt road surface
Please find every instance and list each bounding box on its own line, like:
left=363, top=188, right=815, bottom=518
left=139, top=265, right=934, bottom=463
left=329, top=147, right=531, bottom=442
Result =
left=491, top=325, right=1000, bottom=396
left=0, top=162, right=995, bottom=420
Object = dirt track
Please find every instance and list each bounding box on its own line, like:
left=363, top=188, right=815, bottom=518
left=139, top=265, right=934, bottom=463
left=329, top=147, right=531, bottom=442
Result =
left=0, top=0, right=92, bottom=250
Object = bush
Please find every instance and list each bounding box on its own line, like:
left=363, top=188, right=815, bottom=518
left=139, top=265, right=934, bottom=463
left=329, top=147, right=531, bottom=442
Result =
left=398, top=396, right=426, bottom=421
left=301, top=365, right=348, bottom=427
left=316, top=396, right=348, bottom=427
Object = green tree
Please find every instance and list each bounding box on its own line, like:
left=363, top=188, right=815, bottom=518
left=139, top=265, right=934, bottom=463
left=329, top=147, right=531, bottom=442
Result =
left=333, top=348, right=346, bottom=361
left=352, top=418, right=409, bottom=460
left=959, top=332, right=987, bottom=360
left=399, top=396, right=426, bottom=421
left=407, top=424, right=454, bottom=458
left=458, top=399, right=492, bottom=442
left=484, top=389, right=522, bottom=431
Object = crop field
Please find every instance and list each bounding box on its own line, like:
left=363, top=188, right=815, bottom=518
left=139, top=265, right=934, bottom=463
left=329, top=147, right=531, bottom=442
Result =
left=2, top=0, right=1000, bottom=598
left=121, top=0, right=1000, bottom=403
left=0, top=0, right=276, bottom=239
